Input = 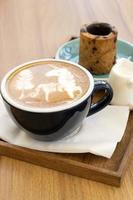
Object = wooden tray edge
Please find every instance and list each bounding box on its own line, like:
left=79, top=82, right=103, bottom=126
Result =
left=0, top=140, right=121, bottom=186
left=117, top=131, right=133, bottom=182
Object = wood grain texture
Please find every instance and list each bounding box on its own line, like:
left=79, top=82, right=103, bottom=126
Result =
left=0, top=0, right=133, bottom=199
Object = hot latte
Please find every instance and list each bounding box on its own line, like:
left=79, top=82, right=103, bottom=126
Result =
left=7, top=61, right=89, bottom=108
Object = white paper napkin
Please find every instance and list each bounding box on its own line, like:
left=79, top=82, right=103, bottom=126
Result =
left=0, top=97, right=129, bottom=158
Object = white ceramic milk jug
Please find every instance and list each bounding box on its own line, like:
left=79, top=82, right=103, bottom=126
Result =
left=108, top=58, right=133, bottom=110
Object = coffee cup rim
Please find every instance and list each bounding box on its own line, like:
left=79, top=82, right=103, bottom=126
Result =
left=1, top=59, right=94, bottom=113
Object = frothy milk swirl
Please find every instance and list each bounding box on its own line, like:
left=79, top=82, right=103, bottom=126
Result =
left=7, top=62, right=89, bottom=108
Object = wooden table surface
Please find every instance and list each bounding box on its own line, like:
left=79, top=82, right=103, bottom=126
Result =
left=0, top=0, right=133, bottom=199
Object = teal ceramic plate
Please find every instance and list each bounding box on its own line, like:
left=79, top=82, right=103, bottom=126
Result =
left=55, top=38, right=133, bottom=79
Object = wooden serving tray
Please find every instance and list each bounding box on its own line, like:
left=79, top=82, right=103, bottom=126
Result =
left=0, top=112, right=132, bottom=187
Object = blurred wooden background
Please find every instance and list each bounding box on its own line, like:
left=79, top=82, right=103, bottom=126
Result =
left=0, top=0, right=133, bottom=199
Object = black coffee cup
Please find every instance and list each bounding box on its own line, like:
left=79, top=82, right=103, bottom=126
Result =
left=0, top=59, right=113, bottom=141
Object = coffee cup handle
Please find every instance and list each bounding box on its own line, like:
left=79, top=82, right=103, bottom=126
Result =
left=87, top=80, right=113, bottom=116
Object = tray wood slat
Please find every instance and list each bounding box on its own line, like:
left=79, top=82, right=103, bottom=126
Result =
left=0, top=112, right=132, bottom=186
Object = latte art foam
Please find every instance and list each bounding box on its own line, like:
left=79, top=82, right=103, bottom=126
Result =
left=7, top=62, right=89, bottom=108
